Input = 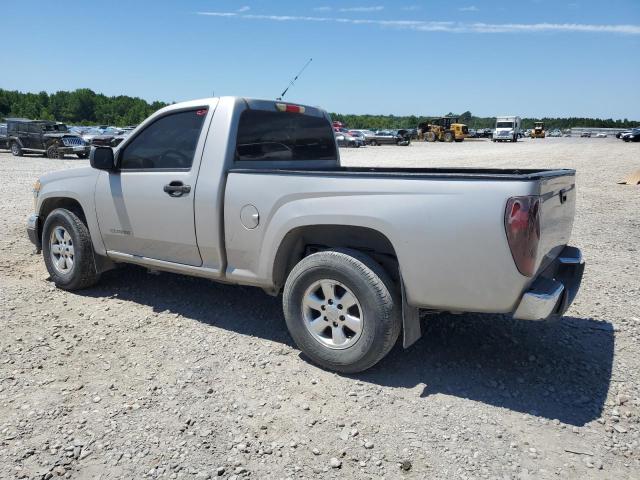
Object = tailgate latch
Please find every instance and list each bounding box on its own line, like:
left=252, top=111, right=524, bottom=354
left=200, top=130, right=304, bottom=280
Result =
left=559, top=189, right=568, bottom=204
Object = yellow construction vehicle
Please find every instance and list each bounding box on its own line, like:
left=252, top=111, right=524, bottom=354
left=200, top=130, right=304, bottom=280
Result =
left=418, top=117, right=469, bottom=143
left=530, top=121, right=545, bottom=138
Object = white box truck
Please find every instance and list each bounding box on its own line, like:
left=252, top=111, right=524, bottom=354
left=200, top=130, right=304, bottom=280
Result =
left=493, top=116, right=522, bottom=142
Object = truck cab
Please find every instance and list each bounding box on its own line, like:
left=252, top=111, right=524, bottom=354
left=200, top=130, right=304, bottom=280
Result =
left=493, top=116, right=522, bottom=142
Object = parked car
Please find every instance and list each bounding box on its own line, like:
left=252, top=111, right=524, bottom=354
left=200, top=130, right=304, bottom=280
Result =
left=6, top=118, right=90, bottom=158
left=82, top=127, right=124, bottom=146
left=110, top=129, right=134, bottom=147
left=0, top=123, right=8, bottom=149
left=580, top=131, right=591, bottom=138
left=595, top=132, right=607, bottom=138
left=26, top=97, right=584, bottom=373
left=367, top=130, right=409, bottom=146
left=622, top=128, right=640, bottom=142
left=476, top=128, right=494, bottom=139
left=335, top=131, right=361, bottom=148
left=347, top=130, right=368, bottom=145
left=403, top=128, right=418, bottom=140
left=616, top=130, right=631, bottom=139
left=394, top=129, right=412, bottom=146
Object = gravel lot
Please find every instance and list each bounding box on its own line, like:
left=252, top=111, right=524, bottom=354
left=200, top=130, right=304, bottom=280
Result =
left=1, top=137, right=639, bottom=479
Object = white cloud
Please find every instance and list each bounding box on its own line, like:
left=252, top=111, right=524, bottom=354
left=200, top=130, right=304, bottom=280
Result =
left=195, top=11, right=640, bottom=35
left=458, top=6, right=479, bottom=12
left=237, top=6, right=250, bottom=13
left=313, top=6, right=332, bottom=11
left=338, top=6, right=384, bottom=12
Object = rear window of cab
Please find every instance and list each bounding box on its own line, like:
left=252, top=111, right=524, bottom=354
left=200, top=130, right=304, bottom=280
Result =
left=235, top=109, right=337, bottom=162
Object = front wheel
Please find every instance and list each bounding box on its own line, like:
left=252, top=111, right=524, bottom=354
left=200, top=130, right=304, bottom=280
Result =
left=444, top=132, right=454, bottom=142
left=283, top=249, right=401, bottom=373
left=42, top=208, right=100, bottom=290
left=10, top=142, right=23, bottom=157
left=46, top=145, right=63, bottom=159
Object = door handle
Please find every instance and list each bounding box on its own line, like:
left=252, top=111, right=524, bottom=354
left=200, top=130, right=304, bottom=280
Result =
left=163, top=181, right=191, bottom=197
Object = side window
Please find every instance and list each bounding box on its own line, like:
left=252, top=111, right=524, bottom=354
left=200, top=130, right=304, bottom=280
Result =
left=119, top=109, right=207, bottom=170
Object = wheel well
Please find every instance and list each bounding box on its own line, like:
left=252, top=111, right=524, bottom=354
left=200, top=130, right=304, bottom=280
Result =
left=38, top=197, right=87, bottom=240
left=272, top=225, right=399, bottom=291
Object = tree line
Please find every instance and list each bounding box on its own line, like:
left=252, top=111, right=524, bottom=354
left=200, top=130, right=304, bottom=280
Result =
left=1, top=88, right=637, bottom=130
left=0, top=88, right=168, bottom=126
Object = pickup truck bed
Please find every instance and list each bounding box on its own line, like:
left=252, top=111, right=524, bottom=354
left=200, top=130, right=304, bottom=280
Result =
left=27, top=96, right=584, bottom=373
left=231, top=166, right=575, bottom=180
left=224, top=166, right=577, bottom=316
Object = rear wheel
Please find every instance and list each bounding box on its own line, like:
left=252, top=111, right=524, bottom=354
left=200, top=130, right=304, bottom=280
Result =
left=42, top=208, right=100, bottom=290
left=369, top=140, right=378, bottom=146
left=426, top=132, right=437, bottom=142
left=77, top=153, right=88, bottom=159
left=283, top=249, right=401, bottom=373
left=10, top=142, right=23, bottom=157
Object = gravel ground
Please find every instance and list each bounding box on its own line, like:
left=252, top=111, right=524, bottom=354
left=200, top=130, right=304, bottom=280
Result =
left=1, top=137, right=639, bottom=479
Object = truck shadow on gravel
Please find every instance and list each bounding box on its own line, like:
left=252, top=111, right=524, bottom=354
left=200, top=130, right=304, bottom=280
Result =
left=359, top=313, right=614, bottom=426
left=77, top=266, right=613, bottom=427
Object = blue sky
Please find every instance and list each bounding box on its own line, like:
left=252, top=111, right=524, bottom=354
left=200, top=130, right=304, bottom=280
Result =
left=4, top=0, right=640, bottom=118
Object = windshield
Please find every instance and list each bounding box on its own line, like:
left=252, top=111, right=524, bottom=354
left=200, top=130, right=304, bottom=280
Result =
left=496, top=122, right=514, bottom=129
left=43, top=123, right=69, bottom=132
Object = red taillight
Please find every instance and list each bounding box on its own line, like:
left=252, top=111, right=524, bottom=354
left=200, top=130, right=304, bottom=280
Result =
left=504, top=196, right=540, bottom=277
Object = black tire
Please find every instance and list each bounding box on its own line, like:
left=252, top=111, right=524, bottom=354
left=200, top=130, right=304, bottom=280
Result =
left=513, top=135, right=518, bottom=142
left=444, top=132, right=454, bottom=143
left=283, top=249, right=401, bottom=373
left=10, top=142, right=23, bottom=157
left=426, top=132, right=437, bottom=142
left=77, top=153, right=88, bottom=159
left=369, top=140, right=378, bottom=146
left=42, top=208, right=100, bottom=290
left=46, top=145, right=62, bottom=159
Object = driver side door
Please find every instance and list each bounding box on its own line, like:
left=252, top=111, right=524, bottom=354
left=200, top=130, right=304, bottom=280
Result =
left=94, top=107, right=210, bottom=267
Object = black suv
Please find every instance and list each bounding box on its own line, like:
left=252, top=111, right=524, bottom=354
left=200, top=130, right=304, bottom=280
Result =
left=0, top=123, right=7, bottom=149
left=6, top=118, right=90, bottom=159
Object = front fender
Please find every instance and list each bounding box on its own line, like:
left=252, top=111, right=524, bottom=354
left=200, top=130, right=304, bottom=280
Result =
left=37, top=168, right=105, bottom=256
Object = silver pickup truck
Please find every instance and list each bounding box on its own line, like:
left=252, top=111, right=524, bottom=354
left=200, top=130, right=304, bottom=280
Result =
left=26, top=97, right=584, bottom=373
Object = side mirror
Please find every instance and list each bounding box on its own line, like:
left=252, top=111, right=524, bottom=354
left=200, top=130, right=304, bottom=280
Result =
left=90, top=146, right=115, bottom=171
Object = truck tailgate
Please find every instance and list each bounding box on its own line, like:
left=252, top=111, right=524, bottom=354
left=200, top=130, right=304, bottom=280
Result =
left=536, top=172, right=577, bottom=273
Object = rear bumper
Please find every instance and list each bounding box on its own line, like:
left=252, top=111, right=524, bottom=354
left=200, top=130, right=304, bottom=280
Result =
left=513, top=246, right=584, bottom=321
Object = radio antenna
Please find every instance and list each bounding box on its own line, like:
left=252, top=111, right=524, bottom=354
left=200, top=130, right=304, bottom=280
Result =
left=277, top=58, right=313, bottom=100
